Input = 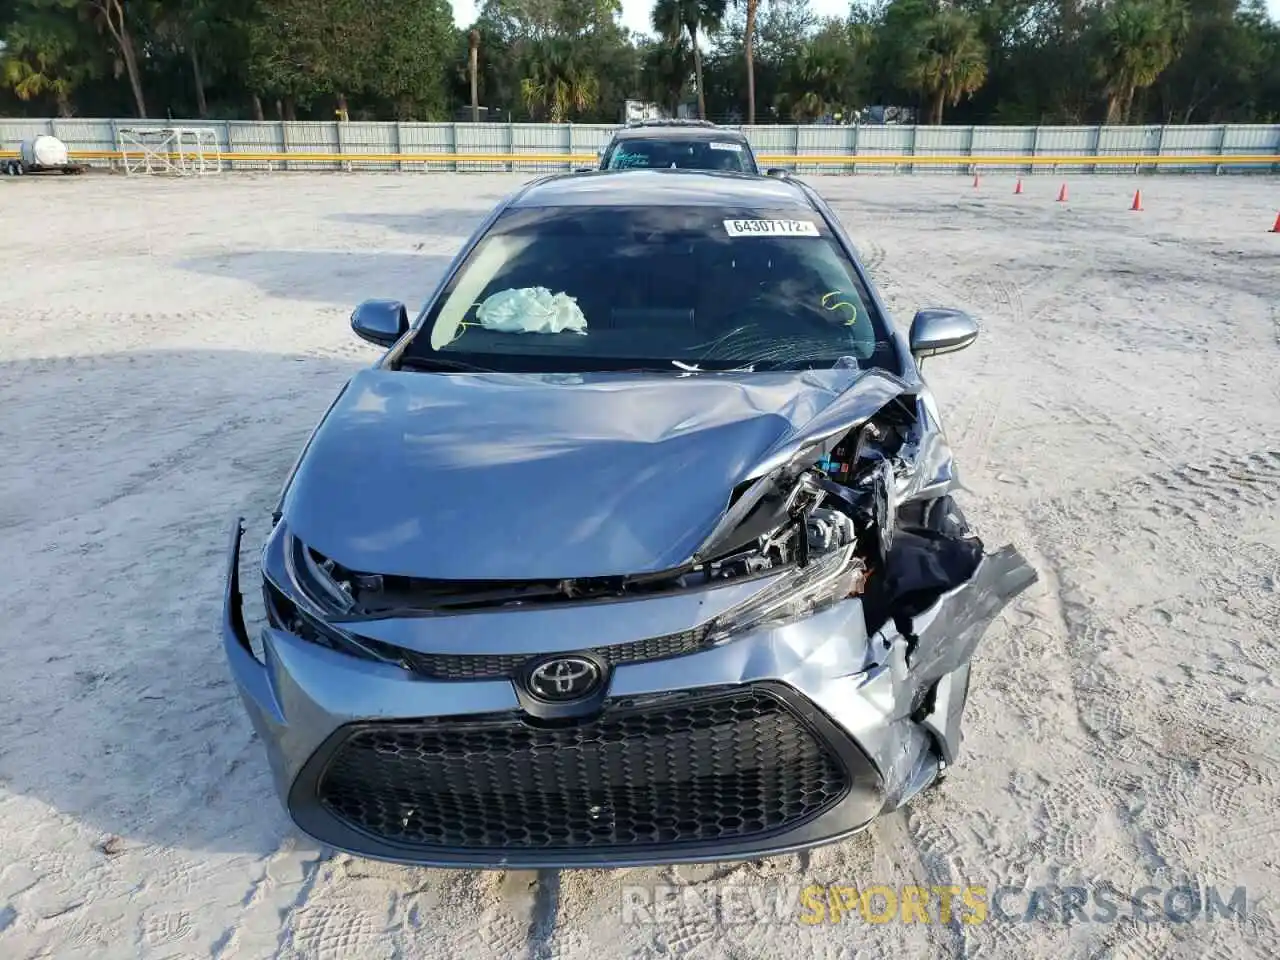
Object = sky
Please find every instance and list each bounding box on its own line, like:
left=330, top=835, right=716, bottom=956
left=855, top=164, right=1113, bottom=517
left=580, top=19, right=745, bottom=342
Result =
left=449, top=0, right=1280, bottom=33
left=450, top=0, right=857, bottom=36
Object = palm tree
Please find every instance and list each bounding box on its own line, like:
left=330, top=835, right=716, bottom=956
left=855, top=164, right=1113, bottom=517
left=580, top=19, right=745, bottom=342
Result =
left=469, top=29, right=480, bottom=122
left=904, top=8, right=989, bottom=125
left=640, top=37, right=693, bottom=116
left=742, top=0, right=759, bottom=123
left=520, top=39, right=600, bottom=123
left=1095, top=0, right=1188, bottom=124
left=651, top=0, right=726, bottom=120
left=778, top=20, right=869, bottom=122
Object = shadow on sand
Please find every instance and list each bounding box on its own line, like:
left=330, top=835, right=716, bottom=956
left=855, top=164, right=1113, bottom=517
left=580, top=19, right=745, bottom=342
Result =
left=327, top=209, right=491, bottom=238
left=179, top=250, right=455, bottom=306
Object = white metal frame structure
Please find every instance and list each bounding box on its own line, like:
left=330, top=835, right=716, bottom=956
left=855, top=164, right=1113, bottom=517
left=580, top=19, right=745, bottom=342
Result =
left=119, top=127, right=222, bottom=176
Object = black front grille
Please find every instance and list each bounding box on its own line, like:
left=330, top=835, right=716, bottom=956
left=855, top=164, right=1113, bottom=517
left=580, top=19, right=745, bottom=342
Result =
left=359, top=625, right=715, bottom=681
left=314, top=688, right=849, bottom=851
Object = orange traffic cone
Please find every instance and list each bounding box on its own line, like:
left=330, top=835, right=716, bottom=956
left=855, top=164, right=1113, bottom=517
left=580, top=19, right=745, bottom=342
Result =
left=1131, top=189, right=1143, bottom=211
left=1271, top=212, right=1280, bottom=233
left=1013, top=178, right=1023, bottom=195
left=972, top=173, right=980, bottom=188
left=1056, top=183, right=1069, bottom=202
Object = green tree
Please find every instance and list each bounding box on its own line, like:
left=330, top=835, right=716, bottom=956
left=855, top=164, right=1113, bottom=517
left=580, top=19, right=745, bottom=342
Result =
left=473, top=0, right=632, bottom=122
left=153, top=0, right=221, bottom=117
left=0, top=1, right=96, bottom=115
left=520, top=37, right=600, bottom=120
left=247, top=0, right=455, bottom=121
left=651, top=0, right=726, bottom=118
left=0, top=0, right=1276, bottom=126
left=1153, top=0, right=1266, bottom=121
left=1093, top=0, right=1188, bottom=123
left=775, top=18, right=869, bottom=120
left=367, top=0, right=456, bottom=119
left=639, top=35, right=692, bottom=114
left=740, top=0, right=758, bottom=121
left=901, top=5, right=989, bottom=124
left=81, top=0, right=147, bottom=116
left=706, top=0, right=817, bottom=122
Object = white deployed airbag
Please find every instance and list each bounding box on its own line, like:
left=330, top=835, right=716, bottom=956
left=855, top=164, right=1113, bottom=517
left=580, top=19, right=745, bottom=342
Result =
left=476, top=287, right=588, bottom=335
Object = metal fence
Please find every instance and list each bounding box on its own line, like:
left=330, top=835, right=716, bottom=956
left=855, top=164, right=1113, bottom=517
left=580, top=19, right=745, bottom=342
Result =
left=2, top=118, right=1277, bottom=174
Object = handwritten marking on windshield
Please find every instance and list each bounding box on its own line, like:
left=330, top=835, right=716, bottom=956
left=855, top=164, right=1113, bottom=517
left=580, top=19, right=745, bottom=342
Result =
left=822, top=290, right=862, bottom=326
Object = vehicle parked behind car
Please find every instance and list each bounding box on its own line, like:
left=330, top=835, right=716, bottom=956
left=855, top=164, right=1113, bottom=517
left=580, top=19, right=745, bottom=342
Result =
left=595, top=120, right=763, bottom=175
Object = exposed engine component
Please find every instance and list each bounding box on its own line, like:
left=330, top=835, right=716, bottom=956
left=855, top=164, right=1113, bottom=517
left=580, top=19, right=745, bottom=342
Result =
left=805, top=507, right=856, bottom=554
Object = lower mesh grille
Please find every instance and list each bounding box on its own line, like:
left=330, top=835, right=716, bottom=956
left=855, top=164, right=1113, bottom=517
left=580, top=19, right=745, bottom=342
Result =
left=315, top=688, right=849, bottom=850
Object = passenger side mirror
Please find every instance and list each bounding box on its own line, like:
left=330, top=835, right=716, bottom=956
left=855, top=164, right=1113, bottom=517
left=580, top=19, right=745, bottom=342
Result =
left=908, top=308, right=979, bottom=367
left=765, top=167, right=791, bottom=178
left=351, top=299, right=409, bottom=347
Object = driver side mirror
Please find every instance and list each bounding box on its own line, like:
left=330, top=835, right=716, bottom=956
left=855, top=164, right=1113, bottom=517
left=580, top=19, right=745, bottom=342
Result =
left=908, top=308, right=979, bottom=367
left=351, top=299, right=409, bottom=347
left=765, top=167, right=791, bottom=178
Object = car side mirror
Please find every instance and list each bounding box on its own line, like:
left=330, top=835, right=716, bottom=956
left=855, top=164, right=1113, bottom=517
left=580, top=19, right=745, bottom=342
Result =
left=351, top=299, right=409, bottom=347
left=765, top=167, right=791, bottom=178
left=908, top=308, right=979, bottom=368
left=574, top=166, right=595, bottom=173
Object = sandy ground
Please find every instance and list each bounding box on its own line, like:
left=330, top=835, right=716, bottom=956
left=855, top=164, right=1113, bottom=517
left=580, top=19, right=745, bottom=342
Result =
left=1, top=169, right=1278, bottom=960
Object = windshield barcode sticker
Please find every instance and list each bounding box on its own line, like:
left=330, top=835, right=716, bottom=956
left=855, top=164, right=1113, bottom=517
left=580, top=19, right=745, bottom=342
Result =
left=710, top=141, right=743, bottom=152
left=724, top=219, right=819, bottom=237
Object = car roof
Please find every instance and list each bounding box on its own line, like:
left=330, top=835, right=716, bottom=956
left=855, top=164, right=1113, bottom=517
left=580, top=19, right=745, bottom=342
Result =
left=510, top=169, right=816, bottom=210
left=611, top=124, right=751, bottom=143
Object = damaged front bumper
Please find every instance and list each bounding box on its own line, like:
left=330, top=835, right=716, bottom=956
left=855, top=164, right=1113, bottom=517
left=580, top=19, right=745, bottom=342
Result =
left=221, top=519, right=1037, bottom=869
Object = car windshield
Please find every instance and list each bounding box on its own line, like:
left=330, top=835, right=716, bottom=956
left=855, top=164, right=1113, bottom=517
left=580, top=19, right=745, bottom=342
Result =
left=399, top=204, right=896, bottom=374
left=604, top=138, right=755, bottom=173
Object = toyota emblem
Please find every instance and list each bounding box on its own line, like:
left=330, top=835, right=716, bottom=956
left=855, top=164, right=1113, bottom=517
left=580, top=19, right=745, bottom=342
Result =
left=526, top=656, right=602, bottom=702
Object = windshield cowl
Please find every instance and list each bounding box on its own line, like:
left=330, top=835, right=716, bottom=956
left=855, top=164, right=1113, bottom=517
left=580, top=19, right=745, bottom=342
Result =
left=396, top=347, right=901, bottom=376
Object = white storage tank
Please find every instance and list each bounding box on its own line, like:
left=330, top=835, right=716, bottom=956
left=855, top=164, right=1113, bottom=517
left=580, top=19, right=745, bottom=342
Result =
left=20, top=134, right=70, bottom=168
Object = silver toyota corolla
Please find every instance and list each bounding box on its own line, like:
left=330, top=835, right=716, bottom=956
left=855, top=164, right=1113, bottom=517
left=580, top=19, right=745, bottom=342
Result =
left=221, top=169, right=1037, bottom=868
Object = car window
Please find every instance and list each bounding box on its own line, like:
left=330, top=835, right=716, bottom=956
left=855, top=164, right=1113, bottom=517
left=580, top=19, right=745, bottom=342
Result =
left=402, top=205, right=894, bottom=374
left=604, top=138, right=754, bottom=174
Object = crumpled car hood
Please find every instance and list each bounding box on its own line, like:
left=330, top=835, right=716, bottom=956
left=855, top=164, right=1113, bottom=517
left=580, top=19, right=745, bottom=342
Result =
left=281, top=366, right=914, bottom=580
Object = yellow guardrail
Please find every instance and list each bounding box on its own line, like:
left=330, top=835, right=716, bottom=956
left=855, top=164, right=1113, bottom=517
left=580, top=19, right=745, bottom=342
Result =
left=3, top=149, right=1277, bottom=167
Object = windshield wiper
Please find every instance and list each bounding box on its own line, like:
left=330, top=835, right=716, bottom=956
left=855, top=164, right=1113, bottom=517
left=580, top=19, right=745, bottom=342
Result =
left=671, top=360, right=756, bottom=373
left=398, top=356, right=494, bottom=373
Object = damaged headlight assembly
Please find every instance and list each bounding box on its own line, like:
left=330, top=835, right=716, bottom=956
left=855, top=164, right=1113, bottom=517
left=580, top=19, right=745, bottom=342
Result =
left=703, top=541, right=866, bottom=642
left=262, top=530, right=395, bottom=664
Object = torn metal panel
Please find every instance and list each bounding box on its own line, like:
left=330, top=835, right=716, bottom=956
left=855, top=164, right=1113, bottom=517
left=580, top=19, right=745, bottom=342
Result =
left=919, top=662, right=971, bottom=771
left=869, top=541, right=1038, bottom=795
left=905, top=544, right=1039, bottom=692
left=739, top=368, right=914, bottom=479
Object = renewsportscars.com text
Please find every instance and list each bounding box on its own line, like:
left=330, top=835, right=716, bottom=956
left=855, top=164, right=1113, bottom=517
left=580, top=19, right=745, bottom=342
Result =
left=620, top=882, right=1248, bottom=927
